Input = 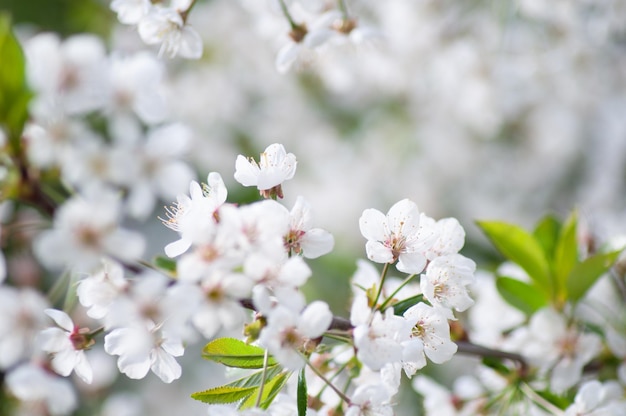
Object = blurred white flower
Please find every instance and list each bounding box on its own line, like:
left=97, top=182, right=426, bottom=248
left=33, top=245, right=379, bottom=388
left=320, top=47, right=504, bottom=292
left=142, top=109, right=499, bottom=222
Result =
left=234, top=143, right=297, bottom=198
left=39, top=309, right=94, bottom=384
left=138, top=7, right=203, bottom=59
left=345, top=383, right=393, bottom=416
left=6, top=363, right=78, bottom=416
left=565, top=380, right=626, bottom=416
left=104, top=324, right=184, bottom=383
left=110, top=0, right=151, bottom=24
left=77, top=260, right=129, bottom=322
left=259, top=300, right=332, bottom=370
left=25, top=32, right=109, bottom=115
left=0, top=287, right=49, bottom=369
left=34, top=191, right=145, bottom=272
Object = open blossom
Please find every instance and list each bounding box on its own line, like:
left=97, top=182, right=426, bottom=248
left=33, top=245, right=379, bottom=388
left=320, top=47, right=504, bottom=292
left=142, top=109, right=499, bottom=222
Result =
left=77, top=260, right=129, bottom=323
left=259, top=301, right=332, bottom=370
left=283, top=196, right=334, bottom=258
left=137, top=6, right=202, bottom=59
left=104, top=325, right=184, bottom=383
left=234, top=143, right=297, bottom=199
left=162, top=173, right=228, bottom=258
left=6, top=362, right=78, bottom=416
left=359, top=199, right=436, bottom=274
left=39, top=309, right=94, bottom=384
left=33, top=191, right=145, bottom=272
left=564, top=380, right=626, bottom=416
left=402, top=303, right=457, bottom=374
left=421, top=254, right=476, bottom=315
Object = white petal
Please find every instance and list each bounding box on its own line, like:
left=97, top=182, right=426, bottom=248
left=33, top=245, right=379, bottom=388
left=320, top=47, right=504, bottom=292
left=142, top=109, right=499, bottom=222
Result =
left=51, top=349, right=78, bottom=376
left=151, top=348, right=182, bottom=383
left=359, top=209, right=387, bottom=241
left=298, top=301, right=332, bottom=338
left=397, top=252, right=427, bottom=274
left=301, top=229, right=334, bottom=259
left=45, top=309, right=74, bottom=332
left=234, top=155, right=260, bottom=186
left=164, top=238, right=192, bottom=258
left=365, top=240, right=394, bottom=264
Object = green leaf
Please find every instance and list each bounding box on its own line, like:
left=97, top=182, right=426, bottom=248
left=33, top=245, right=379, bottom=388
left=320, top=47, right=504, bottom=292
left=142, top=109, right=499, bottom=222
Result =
left=553, top=211, right=578, bottom=292
left=297, top=367, right=307, bottom=416
left=0, top=14, right=32, bottom=152
left=392, top=294, right=425, bottom=316
left=532, top=214, right=561, bottom=260
left=226, top=365, right=283, bottom=389
left=202, top=337, right=277, bottom=369
left=153, top=255, right=177, bottom=274
left=496, top=276, right=548, bottom=316
left=566, top=250, right=622, bottom=302
left=191, top=385, right=258, bottom=404
left=477, top=220, right=552, bottom=296
left=239, top=371, right=290, bottom=410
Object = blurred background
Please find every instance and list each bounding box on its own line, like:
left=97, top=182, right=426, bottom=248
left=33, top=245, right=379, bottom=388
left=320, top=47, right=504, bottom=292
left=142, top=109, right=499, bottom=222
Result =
left=2, top=0, right=626, bottom=414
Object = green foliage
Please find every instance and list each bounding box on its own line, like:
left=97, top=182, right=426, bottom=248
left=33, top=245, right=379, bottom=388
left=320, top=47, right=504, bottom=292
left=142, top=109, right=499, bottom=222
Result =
left=392, top=294, right=425, bottom=316
left=153, top=255, right=177, bottom=276
left=478, top=212, right=622, bottom=313
left=297, top=367, right=307, bottom=416
left=0, top=13, right=31, bottom=153
left=202, top=337, right=278, bottom=369
left=495, top=276, right=547, bottom=316
left=477, top=220, right=552, bottom=295
left=191, top=365, right=289, bottom=410
left=239, top=371, right=289, bottom=410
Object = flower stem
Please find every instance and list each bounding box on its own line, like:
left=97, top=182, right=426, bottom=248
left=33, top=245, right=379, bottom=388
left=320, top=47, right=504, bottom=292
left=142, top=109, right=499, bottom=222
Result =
left=370, top=262, right=390, bottom=312
left=304, top=354, right=352, bottom=405
left=256, top=349, right=270, bottom=407
left=277, top=0, right=299, bottom=30
left=337, top=0, right=349, bottom=19
left=377, top=273, right=417, bottom=311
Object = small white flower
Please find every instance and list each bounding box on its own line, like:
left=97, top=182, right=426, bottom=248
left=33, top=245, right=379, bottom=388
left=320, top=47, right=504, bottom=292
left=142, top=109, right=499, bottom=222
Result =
left=284, top=196, right=334, bottom=258
left=359, top=199, right=436, bottom=274
left=565, top=380, right=626, bottom=416
left=110, top=0, right=151, bottom=24
left=259, top=301, right=332, bottom=370
left=39, top=309, right=94, bottom=384
left=421, top=254, right=476, bottom=314
left=77, top=260, right=129, bottom=322
left=34, top=191, right=145, bottom=272
left=6, top=362, right=78, bottom=416
left=137, top=7, right=203, bottom=59
left=234, top=143, right=297, bottom=199
left=403, top=303, right=457, bottom=370
left=345, top=384, right=394, bottom=416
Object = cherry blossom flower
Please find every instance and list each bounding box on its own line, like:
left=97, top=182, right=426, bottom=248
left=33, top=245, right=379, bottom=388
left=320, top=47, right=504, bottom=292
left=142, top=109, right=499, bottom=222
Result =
left=402, top=303, right=457, bottom=373
left=76, top=260, right=129, bottom=322
left=359, top=199, right=436, bottom=274
left=39, top=309, right=94, bottom=384
left=351, top=295, right=409, bottom=371
left=137, top=6, right=203, bottom=59
left=259, top=300, right=332, bottom=370
left=33, top=191, right=145, bottom=272
left=0, top=287, right=49, bottom=369
left=283, top=196, right=334, bottom=258
left=564, top=380, right=626, bottom=416
left=110, top=0, right=151, bottom=25
left=6, top=362, right=77, bottom=416
left=162, top=173, right=227, bottom=258
left=345, top=384, right=394, bottom=416
left=510, top=308, right=602, bottom=393
left=234, top=143, right=297, bottom=199
left=104, top=324, right=184, bottom=383
left=421, top=254, right=476, bottom=315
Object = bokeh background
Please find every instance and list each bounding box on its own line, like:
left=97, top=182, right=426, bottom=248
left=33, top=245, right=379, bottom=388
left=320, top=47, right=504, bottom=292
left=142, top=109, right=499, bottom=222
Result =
left=2, top=0, right=626, bottom=414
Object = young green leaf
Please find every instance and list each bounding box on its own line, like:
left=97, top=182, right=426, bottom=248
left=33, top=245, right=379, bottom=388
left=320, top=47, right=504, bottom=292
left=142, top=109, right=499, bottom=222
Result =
left=477, top=220, right=552, bottom=296
left=191, top=385, right=258, bottom=404
left=553, top=211, right=578, bottom=291
left=565, top=250, right=622, bottom=302
left=153, top=255, right=177, bottom=275
left=226, top=365, right=284, bottom=389
left=239, top=371, right=290, bottom=410
left=297, top=367, right=307, bottom=416
left=202, top=337, right=277, bottom=369
left=496, top=276, right=548, bottom=316
left=532, top=214, right=561, bottom=260
left=0, top=14, right=32, bottom=152
left=392, top=294, right=425, bottom=316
